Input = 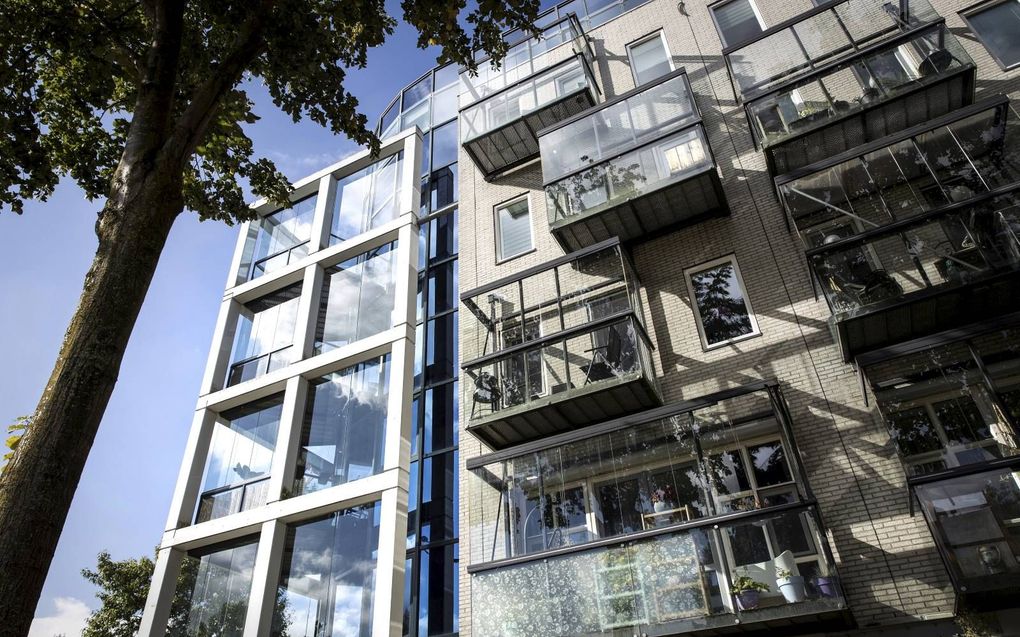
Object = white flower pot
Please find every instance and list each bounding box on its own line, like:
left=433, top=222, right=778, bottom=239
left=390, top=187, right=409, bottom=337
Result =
left=777, top=576, right=807, bottom=603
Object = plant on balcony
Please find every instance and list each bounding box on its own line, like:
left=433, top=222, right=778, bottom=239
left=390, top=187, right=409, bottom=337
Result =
left=730, top=576, right=769, bottom=611
left=776, top=568, right=807, bottom=603
left=651, top=485, right=677, bottom=512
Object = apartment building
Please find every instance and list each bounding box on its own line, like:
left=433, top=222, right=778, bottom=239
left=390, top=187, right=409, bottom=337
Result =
left=140, top=0, right=1020, bottom=635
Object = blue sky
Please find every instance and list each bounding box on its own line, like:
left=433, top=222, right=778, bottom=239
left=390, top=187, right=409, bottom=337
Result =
left=0, top=6, right=445, bottom=634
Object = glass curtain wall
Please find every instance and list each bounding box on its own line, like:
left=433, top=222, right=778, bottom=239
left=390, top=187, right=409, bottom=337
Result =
left=272, top=503, right=383, bottom=637
left=196, top=395, right=284, bottom=523
left=331, top=153, right=405, bottom=245
left=227, top=284, right=302, bottom=386
left=379, top=61, right=461, bottom=637
left=238, top=194, right=317, bottom=283
left=172, top=539, right=260, bottom=637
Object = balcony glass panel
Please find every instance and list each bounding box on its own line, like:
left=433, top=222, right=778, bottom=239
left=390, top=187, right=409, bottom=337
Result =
left=864, top=329, right=1020, bottom=476
left=293, top=355, right=390, bottom=496
left=330, top=152, right=404, bottom=246
left=460, top=56, right=596, bottom=145
left=746, top=23, right=973, bottom=147
left=915, top=467, right=1020, bottom=594
left=314, top=242, right=398, bottom=355
left=468, top=385, right=808, bottom=564
left=725, top=0, right=941, bottom=99
left=272, top=502, right=382, bottom=637
left=173, top=538, right=259, bottom=637
left=195, top=394, right=282, bottom=524
left=471, top=503, right=843, bottom=636
left=240, top=194, right=316, bottom=283
left=227, top=284, right=301, bottom=387
left=460, top=15, right=588, bottom=109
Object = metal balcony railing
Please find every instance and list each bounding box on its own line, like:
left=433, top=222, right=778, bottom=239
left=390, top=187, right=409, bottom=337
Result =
left=195, top=476, right=271, bottom=524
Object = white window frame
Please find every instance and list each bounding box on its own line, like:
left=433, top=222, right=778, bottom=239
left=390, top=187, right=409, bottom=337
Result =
left=684, top=254, right=761, bottom=350
left=494, top=193, right=535, bottom=263
left=961, top=0, right=1020, bottom=71
left=626, top=30, right=675, bottom=87
left=709, top=0, right=767, bottom=48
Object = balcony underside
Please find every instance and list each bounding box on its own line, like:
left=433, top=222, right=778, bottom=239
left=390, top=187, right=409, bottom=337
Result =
left=835, top=268, right=1020, bottom=361
left=466, top=371, right=661, bottom=449
left=769, top=67, right=975, bottom=177
left=464, top=89, right=597, bottom=179
left=550, top=169, right=728, bottom=252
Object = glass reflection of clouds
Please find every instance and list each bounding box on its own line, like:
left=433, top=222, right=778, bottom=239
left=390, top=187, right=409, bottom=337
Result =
left=315, top=242, right=398, bottom=354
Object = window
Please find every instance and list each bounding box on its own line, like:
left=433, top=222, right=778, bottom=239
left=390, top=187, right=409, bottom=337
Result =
left=293, top=356, right=390, bottom=495
left=314, top=242, right=398, bottom=354
left=711, top=0, right=766, bottom=48
left=882, top=393, right=1000, bottom=474
left=685, top=256, right=760, bottom=348
left=627, top=31, right=673, bottom=86
left=273, top=503, right=382, bottom=637
left=495, top=196, right=534, bottom=262
left=242, top=195, right=316, bottom=282
left=227, top=284, right=302, bottom=386
left=331, top=152, right=403, bottom=245
left=196, top=395, right=283, bottom=523
left=174, top=539, right=259, bottom=637
left=962, top=0, right=1020, bottom=70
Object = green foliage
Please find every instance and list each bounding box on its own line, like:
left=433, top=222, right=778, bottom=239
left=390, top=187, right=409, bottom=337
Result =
left=729, top=576, right=770, bottom=594
left=776, top=568, right=794, bottom=580
left=0, top=0, right=541, bottom=219
left=2, top=415, right=31, bottom=469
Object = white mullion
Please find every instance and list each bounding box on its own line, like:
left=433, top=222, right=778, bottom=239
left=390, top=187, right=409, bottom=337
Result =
left=200, top=297, right=241, bottom=395
left=243, top=520, right=287, bottom=637
left=164, top=409, right=219, bottom=530
left=137, top=546, right=185, bottom=637
left=310, top=174, right=335, bottom=252
left=267, top=375, right=308, bottom=504
left=372, top=486, right=409, bottom=637
left=292, top=263, right=324, bottom=362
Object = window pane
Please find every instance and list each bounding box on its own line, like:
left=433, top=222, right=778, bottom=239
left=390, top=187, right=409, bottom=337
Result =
left=315, top=242, right=398, bottom=353
left=713, top=0, right=763, bottom=47
left=228, top=285, right=301, bottom=386
left=629, top=34, right=671, bottom=85
left=418, top=544, right=459, bottom=635
left=247, top=195, right=316, bottom=281
left=887, top=407, right=943, bottom=457
left=429, top=163, right=458, bottom=212
left=421, top=451, right=458, bottom=544
left=968, top=1, right=1020, bottom=68
left=432, top=84, right=458, bottom=127
left=331, top=153, right=404, bottom=244
left=174, top=540, right=259, bottom=637
left=428, top=209, right=458, bottom=263
left=497, top=198, right=533, bottom=260
left=424, top=381, right=458, bottom=453
left=688, top=260, right=755, bottom=345
left=426, top=261, right=457, bottom=318
left=294, top=356, right=390, bottom=494
left=408, top=459, right=420, bottom=548
left=273, top=503, right=382, bottom=637
left=431, top=121, right=458, bottom=170
left=747, top=441, right=792, bottom=487
left=425, top=312, right=458, bottom=385
left=197, top=395, right=283, bottom=523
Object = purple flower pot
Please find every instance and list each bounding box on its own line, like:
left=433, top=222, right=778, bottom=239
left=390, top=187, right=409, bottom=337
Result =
left=736, top=590, right=760, bottom=610
left=815, top=576, right=838, bottom=598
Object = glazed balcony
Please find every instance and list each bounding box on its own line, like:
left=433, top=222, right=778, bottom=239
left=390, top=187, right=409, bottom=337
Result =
left=461, top=239, right=660, bottom=448
left=778, top=97, right=1020, bottom=361
left=724, top=0, right=975, bottom=176
left=539, top=69, right=728, bottom=251
left=460, top=15, right=599, bottom=178
left=467, top=382, right=849, bottom=636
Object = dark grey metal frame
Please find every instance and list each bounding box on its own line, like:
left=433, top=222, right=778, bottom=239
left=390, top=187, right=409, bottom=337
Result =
left=959, top=0, right=1020, bottom=72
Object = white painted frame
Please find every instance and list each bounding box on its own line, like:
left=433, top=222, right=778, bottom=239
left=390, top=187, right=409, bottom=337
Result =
left=683, top=254, right=762, bottom=351
left=140, top=126, right=423, bottom=637
left=494, top=192, right=535, bottom=264
left=625, top=30, right=675, bottom=87
left=709, top=0, right=767, bottom=48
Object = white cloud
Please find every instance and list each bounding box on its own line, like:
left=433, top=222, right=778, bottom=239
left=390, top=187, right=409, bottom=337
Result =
left=29, top=597, right=92, bottom=637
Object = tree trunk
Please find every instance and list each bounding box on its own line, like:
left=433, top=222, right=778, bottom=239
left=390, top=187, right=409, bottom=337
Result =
left=0, top=165, right=183, bottom=637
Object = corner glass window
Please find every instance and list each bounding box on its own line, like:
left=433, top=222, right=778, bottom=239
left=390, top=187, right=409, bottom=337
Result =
left=196, top=395, right=283, bottom=523
left=495, top=196, right=533, bottom=262
left=711, top=0, right=765, bottom=47
left=627, top=32, right=673, bottom=86
left=272, top=502, right=382, bottom=637
left=331, top=152, right=404, bottom=245
left=293, top=355, right=390, bottom=495
left=173, top=539, right=259, bottom=637
left=242, top=195, right=316, bottom=282
left=314, top=242, right=398, bottom=354
left=227, top=284, right=302, bottom=386
left=963, top=0, right=1020, bottom=70
left=685, top=256, right=760, bottom=348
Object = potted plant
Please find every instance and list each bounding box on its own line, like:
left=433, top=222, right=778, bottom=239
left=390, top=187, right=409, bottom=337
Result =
left=730, top=576, right=769, bottom=610
left=776, top=568, right=807, bottom=603
left=651, top=485, right=676, bottom=513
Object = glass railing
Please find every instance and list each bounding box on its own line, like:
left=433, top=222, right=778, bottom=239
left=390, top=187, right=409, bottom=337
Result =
left=462, top=314, right=655, bottom=423
left=250, top=241, right=310, bottom=280
left=460, top=14, right=590, bottom=109
left=460, top=55, right=598, bottom=145
left=746, top=22, right=973, bottom=147
left=227, top=345, right=296, bottom=387
left=806, top=203, right=1020, bottom=318
left=195, top=477, right=271, bottom=524
left=471, top=502, right=844, bottom=636
left=724, top=0, right=941, bottom=100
